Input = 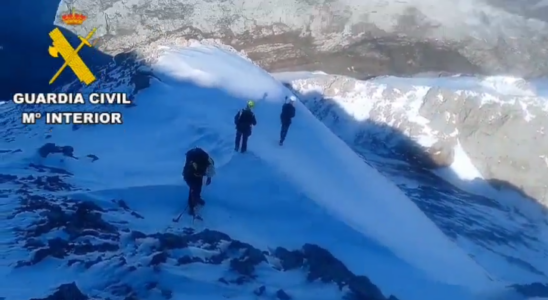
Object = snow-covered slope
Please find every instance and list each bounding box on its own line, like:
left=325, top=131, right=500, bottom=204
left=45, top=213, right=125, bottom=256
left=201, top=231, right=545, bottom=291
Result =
left=281, top=74, right=548, bottom=205
left=278, top=72, right=548, bottom=286
left=0, top=44, right=511, bottom=300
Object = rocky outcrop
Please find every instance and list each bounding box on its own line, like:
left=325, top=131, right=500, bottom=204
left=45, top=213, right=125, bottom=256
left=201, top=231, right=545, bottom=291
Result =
left=289, top=75, right=548, bottom=205
left=419, top=87, right=548, bottom=204
left=38, top=143, right=76, bottom=158
left=54, top=0, right=548, bottom=79
left=30, top=283, right=88, bottom=300
left=511, top=282, right=548, bottom=298
left=0, top=157, right=399, bottom=300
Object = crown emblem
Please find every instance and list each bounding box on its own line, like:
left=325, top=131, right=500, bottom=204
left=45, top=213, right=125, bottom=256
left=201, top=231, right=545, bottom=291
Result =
left=61, top=8, right=87, bottom=26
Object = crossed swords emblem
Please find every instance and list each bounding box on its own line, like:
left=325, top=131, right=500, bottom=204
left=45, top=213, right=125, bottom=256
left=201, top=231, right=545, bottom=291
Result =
left=48, top=27, right=98, bottom=85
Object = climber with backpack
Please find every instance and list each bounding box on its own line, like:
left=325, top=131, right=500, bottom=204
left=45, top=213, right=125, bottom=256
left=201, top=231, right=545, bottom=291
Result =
left=182, top=147, right=215, bottom=216
left=279, top=96, right=296, bottom=146
left=234, top=100, right=257, bottom=153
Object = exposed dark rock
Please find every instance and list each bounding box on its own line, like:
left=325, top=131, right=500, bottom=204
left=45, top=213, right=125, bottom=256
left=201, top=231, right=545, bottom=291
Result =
left=511, top=282, right=548, bottom=298
left=29, top=282, right=88, bottom=300
left=233, top=276, right=252, bottom=285
left=30, top=176, right=73, bottom=191
left=145, top=282, right=158, bottom=290
left=38, top=143, right=76, bottom=159
left=229, top=258, right=255, bottom=276
left=28, top=164, right=72, bottom=175
left=30, top=238, right=70, bottom=264
left=24, top=238, right=45, bottom=249
left=22, top=200, right=117, bottom=239
left=303, top=244, right=353, bottom=287
left=112, top=200, right=144, bottom=219
left=177, top=255, right=204, bottom=265
left=0, top=174, right=17, bottom=183
left=160, top=289, right=172, bottom=299
left=191, top=229, right=231, bottom=247
left=73, top=241, right=119, bottom=255
left=131, top=70, right=152, bottom=96
left=15, top=196, right=121, bottom=267
left=115, top=199, right=130, bottom=210
left=153, top=233, right=188, bottom=250
left=424, top=140, right=455, bottom=168
left=150, top=252, right=168, bottom=265
left=208, top=253, right=227, bottom=265
left=86, top=154, right=99, bottom=162
left=349, top=276, right=387, bottom=300
left=130, top=211, right=144, bottom=219
left=130, top=230, right=146, bottom=240
left=273, top=247, right=304, bottom=270
left=228, top=240, right=267, bottom=277
left=276, top=289, right=291, bottom=300
left=12, top=196, right=396, bottom=300
left=301, top=244, right=398, bottom=300
left=254, top=285, right=266, bottom=296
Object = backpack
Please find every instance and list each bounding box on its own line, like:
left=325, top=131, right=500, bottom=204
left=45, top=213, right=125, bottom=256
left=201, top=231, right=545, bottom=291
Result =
left=186, top=148, right=209, bottom=165
left=184, top=148, right=210, bottom=176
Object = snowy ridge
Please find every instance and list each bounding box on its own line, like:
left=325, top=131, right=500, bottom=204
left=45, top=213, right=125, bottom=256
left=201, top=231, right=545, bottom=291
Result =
left=151, top=46, right=494, bottom=289
left=0, top=42, right=512, bottom=300
left=279, top=72, right=548, bottom=288
left=136, top=36, right=255, bottom=67
left=162, top=48, right=496, bottom=287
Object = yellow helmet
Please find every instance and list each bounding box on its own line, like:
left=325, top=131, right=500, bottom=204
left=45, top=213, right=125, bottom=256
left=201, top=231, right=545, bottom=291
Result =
left=247, top=100, right=255, bottom=108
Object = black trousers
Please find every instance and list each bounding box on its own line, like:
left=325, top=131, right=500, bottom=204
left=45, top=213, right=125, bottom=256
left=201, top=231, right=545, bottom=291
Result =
left=280, top=122, right=291, bottom=142
left=235, top=130, right=250, bottom=152
left=184, top=176, right=203, bottom=213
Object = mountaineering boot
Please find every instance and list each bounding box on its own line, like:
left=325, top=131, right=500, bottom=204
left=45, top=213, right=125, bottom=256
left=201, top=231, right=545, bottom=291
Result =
left=188, top=199, right=205, bottom=216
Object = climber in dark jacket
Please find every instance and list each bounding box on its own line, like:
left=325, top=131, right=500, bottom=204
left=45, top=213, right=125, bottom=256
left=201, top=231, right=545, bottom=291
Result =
left=279, top=96, right=296, bottom=146
left=182, top=147, right=215, bottom=216
left=234, top=100, right=257, bottom=153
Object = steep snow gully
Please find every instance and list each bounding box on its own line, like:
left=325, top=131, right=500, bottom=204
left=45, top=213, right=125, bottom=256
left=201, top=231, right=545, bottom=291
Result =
left=0, top=45, right=544, bottom=300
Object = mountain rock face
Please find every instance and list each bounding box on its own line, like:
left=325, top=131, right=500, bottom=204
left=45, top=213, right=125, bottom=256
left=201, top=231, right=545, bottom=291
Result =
left=287, top=75, right=548, bottom=205
left=56, top=0, right=548, bottom=78
left=419, top=87, right=548, bottom=204
left=285, top=75, right=548, bottom=284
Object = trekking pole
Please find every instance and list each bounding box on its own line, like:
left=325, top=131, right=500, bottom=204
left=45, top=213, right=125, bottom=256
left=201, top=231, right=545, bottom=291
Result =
left=172, top=204, right=188, bottom=222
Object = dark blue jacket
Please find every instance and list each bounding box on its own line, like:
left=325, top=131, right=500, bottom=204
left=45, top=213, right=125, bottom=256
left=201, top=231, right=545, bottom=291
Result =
left=183, top=148, right=211, bottom=179
left=234, top=108, right=257, bottom=134
left=280, top=103, right=295, bottom=124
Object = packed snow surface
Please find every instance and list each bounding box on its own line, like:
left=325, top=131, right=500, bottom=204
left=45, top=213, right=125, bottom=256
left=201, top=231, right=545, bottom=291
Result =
left=276, top=70, right=548, bottom=286
left=0, top=45, right=508, bottom=300
left=151, top=47, right=493, bottom=287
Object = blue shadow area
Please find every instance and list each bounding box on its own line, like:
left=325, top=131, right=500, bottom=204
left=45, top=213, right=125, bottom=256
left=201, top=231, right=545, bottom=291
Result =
left=283, top=82, right=548, bottom=296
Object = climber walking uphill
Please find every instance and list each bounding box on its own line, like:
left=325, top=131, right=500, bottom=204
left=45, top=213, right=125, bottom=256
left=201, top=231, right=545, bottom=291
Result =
left=234, top=100, right=257, bottom=153
left=182, top=147, right=215, bottom=217
left=279, top=96, right=296, bottom=146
